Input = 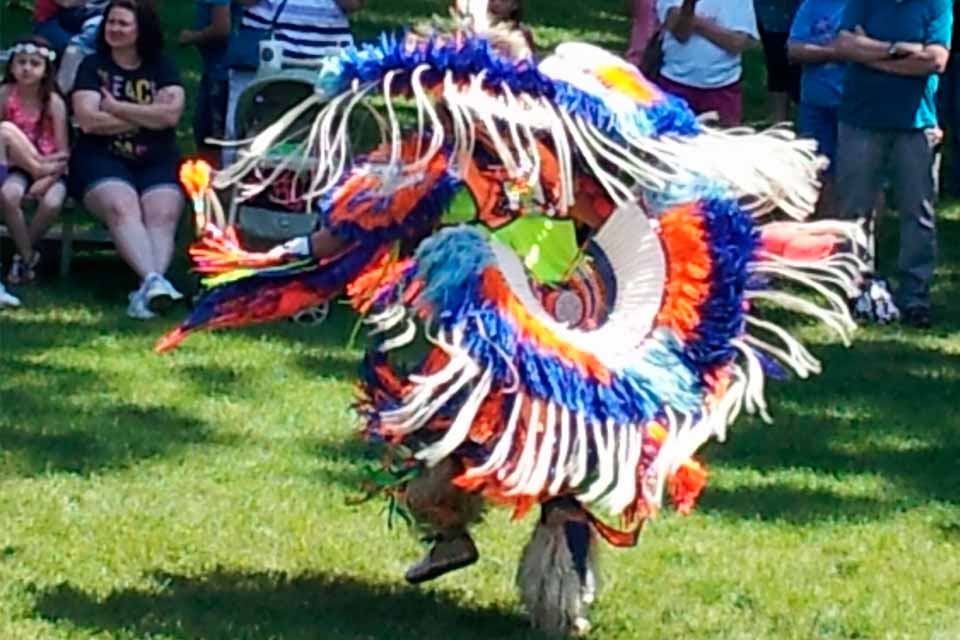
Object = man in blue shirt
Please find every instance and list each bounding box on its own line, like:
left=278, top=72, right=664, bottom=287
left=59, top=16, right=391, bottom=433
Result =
left=788, top=0, right=848, bottom=216
left=835, top=0, right=952, bottom=328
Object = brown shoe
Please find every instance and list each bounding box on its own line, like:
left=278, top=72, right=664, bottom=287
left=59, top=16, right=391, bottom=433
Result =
left=404, top=533, right=478, bottom=584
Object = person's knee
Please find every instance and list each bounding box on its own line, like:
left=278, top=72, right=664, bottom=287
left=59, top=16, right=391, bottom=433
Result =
left=143, top=192, right=184, bottom=227
left=41, top=188, right=67, bottom=211
left=92, top=196, right=138, bottom=226
left=0, top=181, right=24, bottom=209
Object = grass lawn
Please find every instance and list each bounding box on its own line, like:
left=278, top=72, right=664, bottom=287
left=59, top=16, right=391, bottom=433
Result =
left=1, top=1, right=960, bottom=638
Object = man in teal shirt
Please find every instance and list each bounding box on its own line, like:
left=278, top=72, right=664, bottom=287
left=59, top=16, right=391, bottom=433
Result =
left=836, top=0, right=952, bottom=328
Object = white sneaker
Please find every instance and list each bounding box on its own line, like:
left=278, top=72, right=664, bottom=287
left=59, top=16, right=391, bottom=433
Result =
left=143, top=272, right=182, bottom=314
left=127, top=288, right=156, bottom=320
left=0, top=283, right=21, bottom=308
left=159, top=275, right=184, bottom=301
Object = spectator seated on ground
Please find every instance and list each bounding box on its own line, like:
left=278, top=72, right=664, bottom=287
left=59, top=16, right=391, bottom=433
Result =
left=69, top=0, right=186, bottom=320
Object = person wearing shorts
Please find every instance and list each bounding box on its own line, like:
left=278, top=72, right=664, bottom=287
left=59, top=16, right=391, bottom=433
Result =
left=70, top=0, right=186, bottom=319
left=657, top=0, right=759, bottom=126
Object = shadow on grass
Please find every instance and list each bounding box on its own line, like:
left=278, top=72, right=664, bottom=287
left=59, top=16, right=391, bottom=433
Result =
left=701, top=486, right=888, bottom=525
left=0, top=356, right=224, bottom=479
left=699, top=211, right=960, bottom=522
left=34, top=569, right=538, bottom=640
left=300, top=435, right=382, bottom=494
left=700, top=337, right=960, bottom=522
left=295, top=349, right=361, bottom=383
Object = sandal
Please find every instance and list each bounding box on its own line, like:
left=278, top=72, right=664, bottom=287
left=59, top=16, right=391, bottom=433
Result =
left=7, top=252, right=40, bottom=285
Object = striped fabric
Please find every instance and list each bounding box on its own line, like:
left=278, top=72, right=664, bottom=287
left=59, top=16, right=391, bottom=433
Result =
left=242, top=0, right=354, bottom=60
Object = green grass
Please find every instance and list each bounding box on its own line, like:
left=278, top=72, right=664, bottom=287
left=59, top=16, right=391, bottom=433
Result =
left=2, top=1, right=960, bottom=638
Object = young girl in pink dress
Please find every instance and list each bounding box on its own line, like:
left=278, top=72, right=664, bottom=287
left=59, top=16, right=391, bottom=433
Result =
left=0, top=36, right=69, bottom=285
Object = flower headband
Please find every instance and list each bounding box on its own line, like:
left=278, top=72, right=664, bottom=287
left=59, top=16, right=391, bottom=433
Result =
left=12, top=43, right=56, bottom=62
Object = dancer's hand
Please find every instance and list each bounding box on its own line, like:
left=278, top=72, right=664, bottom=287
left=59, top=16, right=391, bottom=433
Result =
left=266, top=235, right=312, bottom=260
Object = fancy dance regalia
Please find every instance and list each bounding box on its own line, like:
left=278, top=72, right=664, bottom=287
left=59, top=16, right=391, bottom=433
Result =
left=160, top=8, right=865, bottom=635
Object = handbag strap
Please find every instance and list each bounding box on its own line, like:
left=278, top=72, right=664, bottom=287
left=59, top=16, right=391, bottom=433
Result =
left=267, top=0, right=291, bottom=36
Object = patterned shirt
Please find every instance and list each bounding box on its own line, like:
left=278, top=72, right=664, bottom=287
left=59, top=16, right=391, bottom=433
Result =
left=241, top=0, right=354, bottom=60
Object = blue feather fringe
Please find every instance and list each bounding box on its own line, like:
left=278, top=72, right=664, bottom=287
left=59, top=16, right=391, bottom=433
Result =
left=316, top=32, right=700, bottom=144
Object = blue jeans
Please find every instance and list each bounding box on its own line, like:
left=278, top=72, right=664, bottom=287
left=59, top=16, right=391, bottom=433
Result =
left=797, top=103, right=839, bottom=175
left=835, top=122, right=937, bottom=311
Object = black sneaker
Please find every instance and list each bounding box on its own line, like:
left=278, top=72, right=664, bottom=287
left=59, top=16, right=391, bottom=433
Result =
left=901, top=306, right=932, bottom=329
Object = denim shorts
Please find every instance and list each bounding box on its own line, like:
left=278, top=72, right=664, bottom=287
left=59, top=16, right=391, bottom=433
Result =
left=69, top=148, right=181, bottom=199
left=797, top=103, right=840, bottom=174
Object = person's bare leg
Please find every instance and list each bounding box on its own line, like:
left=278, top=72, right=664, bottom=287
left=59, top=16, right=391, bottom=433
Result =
left=28, top=181, right=66, bottom=246
left=140, top=186, right=183, bottom=275
left=768, top=91, right=790, bottom=124
left=0, top=174, right=35, bottom=261
left=28, top=175, right=59, bottom=199
left=84, top=180, right=158, bottom=279
left=0, top=122, right=67, bottom=179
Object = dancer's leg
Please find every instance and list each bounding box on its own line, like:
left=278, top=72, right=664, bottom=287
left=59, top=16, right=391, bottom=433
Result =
left=403, top=458, right=482, bottom=584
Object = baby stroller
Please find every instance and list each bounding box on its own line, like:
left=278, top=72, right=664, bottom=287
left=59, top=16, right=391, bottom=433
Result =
left=226, top=60, right=332, bottom=325
left=228, top=67, right=323, bottom=249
